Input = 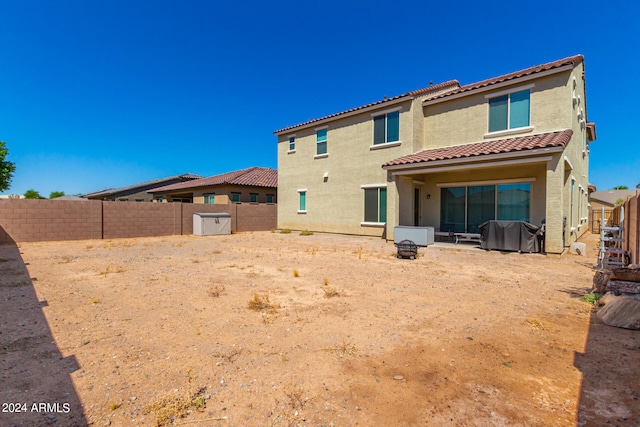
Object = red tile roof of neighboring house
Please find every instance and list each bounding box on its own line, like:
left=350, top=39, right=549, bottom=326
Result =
left=273, top=80, right=460, bottom=134
left=382, top=129, right=573, bottom=168
left=149, top=167, right=278, bottom=192
left=427, top=55, right=584, bottom=101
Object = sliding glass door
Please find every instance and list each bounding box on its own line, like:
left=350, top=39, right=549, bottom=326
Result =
left=440, top=183, right=530, bottom=233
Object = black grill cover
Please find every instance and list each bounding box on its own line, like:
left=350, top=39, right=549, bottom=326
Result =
left=478, top=220, right=541, bottom=253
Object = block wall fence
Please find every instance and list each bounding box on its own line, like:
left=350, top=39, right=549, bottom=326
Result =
left=611, top=190, right=640, bottom=266
left=0, top=199, right=277, bottom=244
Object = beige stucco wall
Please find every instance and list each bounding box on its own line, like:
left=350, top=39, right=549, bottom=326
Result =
left=277, top=99, right=419, bottom=236
left=162, top=185, right=276, bottom=205
left=423, top=71, right=573, bottom=150
left=415, top=66, right=592, bottom=253
left=277, top=62, right=593, bottom=254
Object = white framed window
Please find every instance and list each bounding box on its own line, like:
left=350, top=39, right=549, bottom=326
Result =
left=297, top=189, right=307, bottom=213
left=372, top=108, right=400, bottom=145
left=204, top=194, right=215, bottom=204
left=361, top=184, right=387, bottom=226
left=315, top=127, right=328, bottom=158
left=288, top=135, right=296, bottom=153
left=486, top=84, right=534, bottom=135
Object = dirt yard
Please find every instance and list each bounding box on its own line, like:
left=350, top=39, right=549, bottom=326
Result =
left=1, top=231, right=639, bottom=427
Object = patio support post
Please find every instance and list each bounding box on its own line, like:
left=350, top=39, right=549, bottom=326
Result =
left=545, top=155, right=565, bottom=254
left=386, top=172, right=399, bottom=241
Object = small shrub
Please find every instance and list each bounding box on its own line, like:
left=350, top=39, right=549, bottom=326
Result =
left=323, top=278, right=329, bottom=286
left=108, top=401, right=120, bottom=411
left=300, top=230, right=313, bottom=236
left=213, top=348, right=242, bottom=364
left=293, top=269, right=299, bottom=277
left=247, top=293, right=278, bottom=313
left=280, top=229, right=292, bottom=234
left=323, top=287, right=340, bottom=298
left=90, top=297, right=100, bottom=304
left=208, top=283, right=226, bottom=298
left=144, top=387, right=208, bottom=427
left=581, top=293, right=602, bottom=305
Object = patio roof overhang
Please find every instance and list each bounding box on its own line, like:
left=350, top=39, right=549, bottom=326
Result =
left=382, top=129, right=572, bottom=175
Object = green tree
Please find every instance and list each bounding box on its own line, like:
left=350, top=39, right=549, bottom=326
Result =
left=49, top=191, right=65, bottom=199
left=0, top=141, right=16, bottom=192
left=613, top=185, right=629, bottom=190
left=24, top=189, right=45, bottom=199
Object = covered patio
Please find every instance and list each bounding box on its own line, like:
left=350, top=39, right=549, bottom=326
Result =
left=382, top=130, right=574, bottom=254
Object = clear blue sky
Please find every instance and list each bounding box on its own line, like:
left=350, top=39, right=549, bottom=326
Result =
left=1, top=0, right=638, bottom=196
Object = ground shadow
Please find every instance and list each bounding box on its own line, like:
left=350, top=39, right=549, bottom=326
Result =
left=0, top=235, right=87, bottom=426
left=574, top=308, right=640, bottom=425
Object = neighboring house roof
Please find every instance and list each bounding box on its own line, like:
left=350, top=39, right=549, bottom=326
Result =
left=83, top=173, right=203, bottom=198
left=427, top=55, right=584, bottom=101
left=149, top=167, right=278, bottom=193
left=590, top=190, right=637, bottom=207
left=274, top=80, right=461, bottom=134
left=52, top=195, right=89, bottom=201
left=383, top=129, right=573, bottom=168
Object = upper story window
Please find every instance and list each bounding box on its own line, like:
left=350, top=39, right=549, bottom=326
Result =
left=316, top=128, right=327, bottom=156
left=488, top=89, right=530, bottom=132
left=204, top=194, right=215, bottom=204
left=373, top=110, right=400, bottom=145
left=250, top=193, right=258, bottom=203
left=231, top=192, right=240, bottom=203
left=266, top=194, right=275, bottom=204
left=288, top=136, right=295, bottom=152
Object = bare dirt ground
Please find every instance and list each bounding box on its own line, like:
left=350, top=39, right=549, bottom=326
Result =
left=1, top=231, right=639, bottom=427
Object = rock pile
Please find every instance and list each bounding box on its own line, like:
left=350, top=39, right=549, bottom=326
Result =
left=593, top=266, right=640, bottom=330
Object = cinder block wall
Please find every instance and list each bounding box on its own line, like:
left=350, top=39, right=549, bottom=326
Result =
left=0, top=199, right=102, bottom=243
left=0, top=199, right=277, bottom=244
left=102, top=202, right=182, bottom=239
left=234, top=203, right=278, bottom=232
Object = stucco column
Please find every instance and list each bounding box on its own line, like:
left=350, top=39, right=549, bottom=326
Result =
left=396, top=176, right=414, bottom=226
left=545, top=155, right=565, bottom=254
left=386, top=172, right=399, bottom=241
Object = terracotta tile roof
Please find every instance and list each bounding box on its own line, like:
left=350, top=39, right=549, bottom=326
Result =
left=383, top=129, right=573, bottom=168
left=83, top=173, right=203, bottom=198
left=427, top=55, right=584, bottom=101
left=149, top=167, right=278, bottom=193
left=274, top=80, right=460, bottom=134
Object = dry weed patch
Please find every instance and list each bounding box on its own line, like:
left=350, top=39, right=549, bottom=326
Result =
left=323, top=287, right=340, bottom=298
left=207, top=283, right=226, bottom=298
left=143, top=386, right=208, bottom=427
left=100, top=265, right=127, bottom=277
left=284, top=384, right=313, bottom=411
left=212, top=348, right=242, bottom=364
left=527, top=318, right=552, bottom=331
left=247, top=293, right=278, bottom=313
left=324, top=340, right=357, bottom=357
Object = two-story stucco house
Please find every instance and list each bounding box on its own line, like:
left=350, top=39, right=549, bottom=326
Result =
left=275, top=55, right=596, bottom=254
